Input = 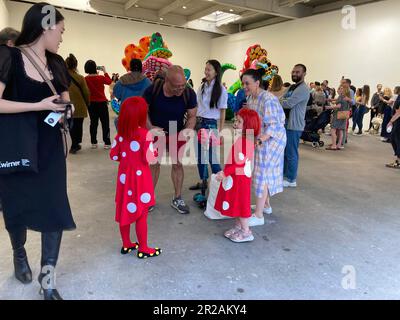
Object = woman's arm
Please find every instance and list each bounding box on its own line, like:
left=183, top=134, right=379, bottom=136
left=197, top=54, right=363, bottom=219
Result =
left=219, top=109, right=226, bottom=131
left=0, top=82, right=65, bottom=114
left=326, top=103, right=342, bottom=110
left=389, top=108, right=400, bottom=124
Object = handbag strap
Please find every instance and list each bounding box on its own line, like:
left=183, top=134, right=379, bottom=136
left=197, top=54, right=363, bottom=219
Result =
left=18, top=47, right=58, bottom=96
left=18, top=47, right=70, bottom=158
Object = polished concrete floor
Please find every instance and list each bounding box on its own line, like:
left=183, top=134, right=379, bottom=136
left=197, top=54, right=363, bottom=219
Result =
left=0, top=119, right=399, bottom=300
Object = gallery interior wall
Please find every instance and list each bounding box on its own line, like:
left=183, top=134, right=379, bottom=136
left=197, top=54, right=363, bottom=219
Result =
left=0, top=0, right=9, bottom=31
left=7, top=1, right=215, bottom=89
left=211, top=0, right=399, bottom=92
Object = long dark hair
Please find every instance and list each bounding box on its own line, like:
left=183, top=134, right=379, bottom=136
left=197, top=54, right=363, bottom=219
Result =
left=362, top=85, right=370, bottom=104
left=15, top=3, right=68, bottom=88
left=201, top=60, right=222, bottom=109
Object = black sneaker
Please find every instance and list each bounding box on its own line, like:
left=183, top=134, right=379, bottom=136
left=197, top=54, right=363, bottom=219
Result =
left=171, top=197, right=190, bottom=214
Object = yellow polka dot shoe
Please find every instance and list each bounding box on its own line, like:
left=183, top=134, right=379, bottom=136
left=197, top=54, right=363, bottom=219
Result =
left=137, top=248, right=162, bottom=259
left=120, top=243, right=139, bottom=255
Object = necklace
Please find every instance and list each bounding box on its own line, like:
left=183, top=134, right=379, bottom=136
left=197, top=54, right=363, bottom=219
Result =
left=27, top=46, right=49, bottom=71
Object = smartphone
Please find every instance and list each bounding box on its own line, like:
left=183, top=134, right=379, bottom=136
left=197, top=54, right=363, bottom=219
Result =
left=96, top=66, right=104, bottom=71
left=53, top=99, right=72, bottom=105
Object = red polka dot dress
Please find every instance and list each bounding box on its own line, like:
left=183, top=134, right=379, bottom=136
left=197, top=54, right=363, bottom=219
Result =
left=110, top=128, right=156, bottom=227
left=214, top=137, right=254, bottom=218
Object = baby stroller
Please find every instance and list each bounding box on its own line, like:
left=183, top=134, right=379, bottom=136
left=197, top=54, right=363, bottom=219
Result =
left=301, top=109, right=332, bottom=148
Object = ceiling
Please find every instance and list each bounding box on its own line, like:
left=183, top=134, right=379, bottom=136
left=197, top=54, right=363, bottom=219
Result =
left=12, top=0, right=384, bottom=35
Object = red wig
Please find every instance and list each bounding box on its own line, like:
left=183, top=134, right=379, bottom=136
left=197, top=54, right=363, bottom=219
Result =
left=118, top=96, right=148, bottom=140
left=237, top=108, right=261, bottom=137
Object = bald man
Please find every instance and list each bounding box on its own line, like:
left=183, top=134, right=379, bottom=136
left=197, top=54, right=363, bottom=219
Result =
left=143, top=65, right=197, bottom=214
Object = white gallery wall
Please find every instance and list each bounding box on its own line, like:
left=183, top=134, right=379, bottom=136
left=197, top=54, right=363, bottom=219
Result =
left=7, top=1, right=214, bottom=87
left=0, top=0, right=9, bottom=31
left=211, top=0, right=399, bottom=92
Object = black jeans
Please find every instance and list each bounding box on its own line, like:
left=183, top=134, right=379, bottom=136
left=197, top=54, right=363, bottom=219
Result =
left=69, top=118, right=84, bottom=149
left=369, top=108, right=378, bottom=130
left=88, top=102, right=111, bottom=145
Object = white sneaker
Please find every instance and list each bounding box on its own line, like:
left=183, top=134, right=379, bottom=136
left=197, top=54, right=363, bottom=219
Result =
left=283, top=180, right=297, bottom=188
left=380, top=137, right=388, bottom=142
left=251, top=205, right=272, bottom=215
left=248, top=214, right=264, bottom=227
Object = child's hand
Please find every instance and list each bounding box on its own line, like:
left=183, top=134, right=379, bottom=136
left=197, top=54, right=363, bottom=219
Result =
left=215, top=171, right=225, bottom=182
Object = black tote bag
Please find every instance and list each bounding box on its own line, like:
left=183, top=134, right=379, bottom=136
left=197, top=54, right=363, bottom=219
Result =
left=0, top=48, right=39, bottom=175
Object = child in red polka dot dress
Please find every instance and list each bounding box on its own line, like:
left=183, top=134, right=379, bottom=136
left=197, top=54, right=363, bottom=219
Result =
left=110, top=96, right=162, bottom=259
left=214, top=108, right=261, bottom=243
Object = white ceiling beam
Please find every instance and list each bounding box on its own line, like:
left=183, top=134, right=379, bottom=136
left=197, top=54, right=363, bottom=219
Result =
left=279, top=0, right=311, bottom=8
left=185, top=19, right=238, bottom=35
left=242, top=16, right=288, bottom=31
left=200, top=0, right=312, bottom=19
left=187, top=4, right=225, bottom=22
left=90, top=0, right=187, bottom=24
left=89, top=0, right=234, bottom=35
left=312, top=0, right=382, bottom=14
left=124, top=0, right=140, bottom=11
left=158, top=0, right=192, bottom=17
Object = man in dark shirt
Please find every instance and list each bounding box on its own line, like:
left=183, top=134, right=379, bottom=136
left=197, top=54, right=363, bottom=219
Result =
left=143, top=65, right=197, bottom=214
left=369, top=84, right=383, bottom=130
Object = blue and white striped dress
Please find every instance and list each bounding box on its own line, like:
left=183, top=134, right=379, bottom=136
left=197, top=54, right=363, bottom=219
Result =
left=248, top=90, right=287, bottom=197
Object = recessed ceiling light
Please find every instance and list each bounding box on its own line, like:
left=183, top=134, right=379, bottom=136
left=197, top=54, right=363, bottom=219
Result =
left=229, top=9, right=234, bottom=12
left=134, top=4, right=139, bottom=7
left=159, top=17, right=164, bottom=20
left=182, top=6, right=187, bottom=9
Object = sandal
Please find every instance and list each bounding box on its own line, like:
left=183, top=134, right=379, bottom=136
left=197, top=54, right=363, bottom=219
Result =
left=224, top=225, right=241, bottom=239
left=228, top=229, right=254, bottom=243
left=137, top=248, right=162, bottom=259
left=120, top=243, right=139, bottom=255
left=385, top=160, right=400, bottom=169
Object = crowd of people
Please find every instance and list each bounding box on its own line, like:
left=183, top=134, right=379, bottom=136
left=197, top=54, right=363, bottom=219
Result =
left=0, top=2, right=399, bottom=300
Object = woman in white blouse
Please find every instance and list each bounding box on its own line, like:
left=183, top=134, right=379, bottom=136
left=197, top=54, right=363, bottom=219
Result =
left=189, top=60, right=228, bottom=191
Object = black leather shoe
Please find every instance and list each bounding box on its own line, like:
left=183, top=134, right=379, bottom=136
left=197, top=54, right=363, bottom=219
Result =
left=14, top=251, right=33, bottom=284
left=38, top=272, right=63, bottom=300
left=38, top=232, right=63, bottom=300
left=8, top=228, right=32, bottom=284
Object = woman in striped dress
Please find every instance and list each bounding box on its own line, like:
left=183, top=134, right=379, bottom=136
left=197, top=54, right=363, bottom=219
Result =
left=241, top=69, right=287, bottom=227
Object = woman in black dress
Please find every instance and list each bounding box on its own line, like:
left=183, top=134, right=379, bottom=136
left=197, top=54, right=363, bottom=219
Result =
left=0, top=3, right=76, bottom=300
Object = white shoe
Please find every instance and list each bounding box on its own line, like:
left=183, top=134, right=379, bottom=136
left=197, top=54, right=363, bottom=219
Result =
left=251, top=205, right=272, bottom=215
left=248, top=214, right=264, bottom=227
left=283, top=180, right=297, bottom=188
left=380, top=137, right=388, bottom=142
left=91, top=144, right=98, bottom=149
